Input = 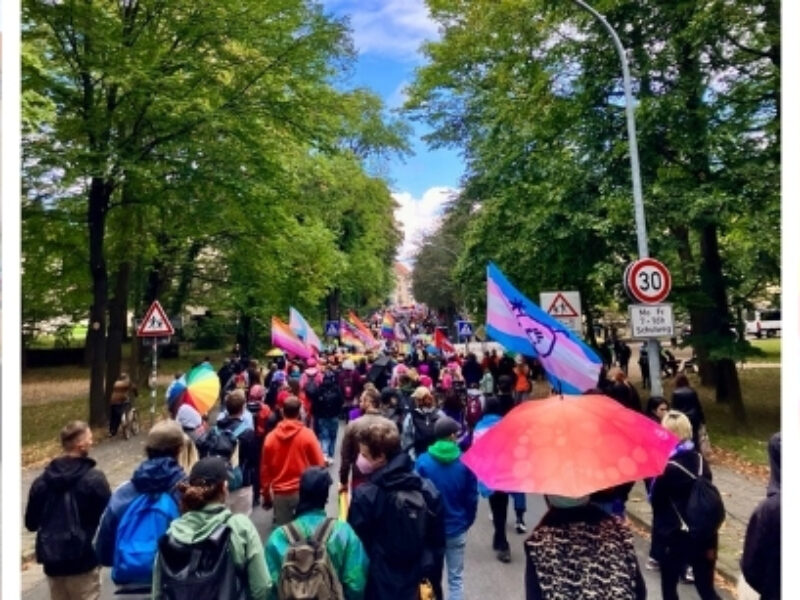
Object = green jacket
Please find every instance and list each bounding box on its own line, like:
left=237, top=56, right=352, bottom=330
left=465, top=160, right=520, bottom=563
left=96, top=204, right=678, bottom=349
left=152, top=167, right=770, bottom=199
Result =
left=264, top=509, right=368, bottom=600
left=152, top=504, right=272, bottom=600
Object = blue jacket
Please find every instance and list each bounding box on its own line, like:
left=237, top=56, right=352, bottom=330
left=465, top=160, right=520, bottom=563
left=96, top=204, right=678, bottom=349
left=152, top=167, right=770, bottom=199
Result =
left=416, top=440, right=478, bottom=538
left=94, top=457, right=185, bottom=566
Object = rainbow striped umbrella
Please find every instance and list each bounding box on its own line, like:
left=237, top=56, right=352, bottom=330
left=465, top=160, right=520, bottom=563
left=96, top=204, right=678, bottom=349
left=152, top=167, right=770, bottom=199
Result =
left=170, top=363, right=220, bottom=415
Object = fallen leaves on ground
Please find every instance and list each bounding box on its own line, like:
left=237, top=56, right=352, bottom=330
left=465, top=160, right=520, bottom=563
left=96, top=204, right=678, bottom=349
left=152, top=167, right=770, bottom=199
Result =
left=709, top=446, right=769, bottom=482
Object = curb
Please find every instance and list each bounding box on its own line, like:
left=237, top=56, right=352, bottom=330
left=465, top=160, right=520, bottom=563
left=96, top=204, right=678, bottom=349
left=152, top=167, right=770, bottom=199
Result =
left=625, top=509, right=739, bottom=586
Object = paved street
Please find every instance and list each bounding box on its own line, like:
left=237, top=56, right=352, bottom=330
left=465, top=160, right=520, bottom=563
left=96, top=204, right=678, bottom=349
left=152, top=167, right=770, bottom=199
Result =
left=21, top=421, right=733, bottom=599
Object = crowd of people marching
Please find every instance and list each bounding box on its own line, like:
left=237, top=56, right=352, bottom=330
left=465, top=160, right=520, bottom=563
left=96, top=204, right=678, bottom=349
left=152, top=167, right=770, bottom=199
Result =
left=25, top=335, right=780, bottom=600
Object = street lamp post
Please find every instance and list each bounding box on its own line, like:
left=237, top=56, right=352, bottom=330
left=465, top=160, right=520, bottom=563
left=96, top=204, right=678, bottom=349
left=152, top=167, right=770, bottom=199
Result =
left=569, top=0, right=663, bottom=396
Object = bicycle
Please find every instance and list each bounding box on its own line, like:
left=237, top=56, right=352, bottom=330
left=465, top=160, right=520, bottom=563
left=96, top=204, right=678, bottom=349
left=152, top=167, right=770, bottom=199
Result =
left=119, top=400, right=141, bottom=440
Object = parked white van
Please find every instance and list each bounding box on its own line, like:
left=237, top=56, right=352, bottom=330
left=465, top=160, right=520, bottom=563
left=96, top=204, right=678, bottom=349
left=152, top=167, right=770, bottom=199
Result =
left=744, top=309, right=781, bottom=338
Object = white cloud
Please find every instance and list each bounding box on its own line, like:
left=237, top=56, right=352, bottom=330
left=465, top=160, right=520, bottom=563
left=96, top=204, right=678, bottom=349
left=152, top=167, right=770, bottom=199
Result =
left=386, top=80, right=409, bottom=109
left=393, top=186, right=458, bottom=265
left=323, top=0, right=439, bottom=60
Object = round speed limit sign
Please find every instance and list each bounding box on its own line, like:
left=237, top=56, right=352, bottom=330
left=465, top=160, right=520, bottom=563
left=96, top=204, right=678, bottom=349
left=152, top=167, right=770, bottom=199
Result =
left=625, top=258, right=672, bottom=303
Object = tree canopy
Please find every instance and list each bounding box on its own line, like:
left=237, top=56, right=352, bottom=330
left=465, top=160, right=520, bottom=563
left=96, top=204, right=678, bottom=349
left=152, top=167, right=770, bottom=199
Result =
left=405, top=0, right=779, bottom=412
left=22, top=0, right=408, bottom=425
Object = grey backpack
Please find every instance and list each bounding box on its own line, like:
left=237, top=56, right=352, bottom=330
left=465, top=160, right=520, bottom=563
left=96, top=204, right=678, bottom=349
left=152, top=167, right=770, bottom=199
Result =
left=278, top=518, right=344, bottom=600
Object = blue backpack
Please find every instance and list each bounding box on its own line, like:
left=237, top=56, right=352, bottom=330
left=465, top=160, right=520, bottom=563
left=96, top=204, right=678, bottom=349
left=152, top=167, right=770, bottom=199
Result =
left=112, top=491, right=181, bottom=585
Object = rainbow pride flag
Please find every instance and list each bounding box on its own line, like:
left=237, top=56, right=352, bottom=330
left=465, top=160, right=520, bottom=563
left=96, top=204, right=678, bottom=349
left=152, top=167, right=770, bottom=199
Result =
left=347, top=311, right=379, bottom=349
left=381, top=312, right=396, bottom=339
left=339, top=319, right=366, bottom=352
left=271, top=316, right=312, bottom=359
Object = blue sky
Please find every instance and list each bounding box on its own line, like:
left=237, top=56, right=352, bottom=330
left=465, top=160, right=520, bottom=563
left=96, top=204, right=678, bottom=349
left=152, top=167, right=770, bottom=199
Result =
left=321, top=0, right=464, bottom=263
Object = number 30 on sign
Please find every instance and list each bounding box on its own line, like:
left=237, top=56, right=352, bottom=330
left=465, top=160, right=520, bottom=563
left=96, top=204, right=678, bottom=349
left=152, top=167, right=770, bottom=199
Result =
left=624, top=258, right=672, bottom=304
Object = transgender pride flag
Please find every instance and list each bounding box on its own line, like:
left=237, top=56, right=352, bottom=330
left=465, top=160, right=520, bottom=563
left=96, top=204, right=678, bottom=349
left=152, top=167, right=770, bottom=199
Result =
left=289, top=307, right=322, bottom=352
left=272, top=317, right=312, bottom=360
left=486, top=263, right=602, bottom=394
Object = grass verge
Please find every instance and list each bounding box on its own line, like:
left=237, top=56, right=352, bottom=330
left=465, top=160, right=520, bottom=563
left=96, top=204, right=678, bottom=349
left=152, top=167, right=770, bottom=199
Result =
left=660, top=367, right=779, bottom=467
left=746, top=338, right=781, bottom=363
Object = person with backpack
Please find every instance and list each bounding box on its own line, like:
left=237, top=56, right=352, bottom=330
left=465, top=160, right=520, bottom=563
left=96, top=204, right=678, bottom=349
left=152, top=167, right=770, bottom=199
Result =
left=265, top=466, right=368, bottom=600
left=152, top=456, right=272, bottom=600
left=348, top=419, right=446, bottom=600
left=261, top=396, right=326, bottom=526
left=339, top=388, right=398, bottom=494
left=245, top=384, right=272, bottom=505
left=414, top=417, right=478, bottom=600
left=300, top=357, right=323, bottom=411
left=400, top=386, right=443, bottom=461
left=650, top=410, right=724, bottom=600
left=338, top=358, right=363, bottom=422
left=94, top=420, right=186, bottom=595
left=25, top=421, right=111, bottom=600
left=314, top=363, right=345, bottom=465
left=201, top=388, right=259, bottom=516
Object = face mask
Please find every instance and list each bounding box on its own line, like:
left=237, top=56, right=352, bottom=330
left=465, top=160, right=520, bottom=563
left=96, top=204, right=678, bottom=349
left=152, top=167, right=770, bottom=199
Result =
left=356, top=453, right=378, bottom=475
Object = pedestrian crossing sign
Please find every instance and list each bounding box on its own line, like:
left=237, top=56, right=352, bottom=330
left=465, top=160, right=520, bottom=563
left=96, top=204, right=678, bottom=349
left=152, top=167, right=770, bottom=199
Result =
left=325, top=320, right=340, bottom=337
left=457, top=321, right=473, bottom=338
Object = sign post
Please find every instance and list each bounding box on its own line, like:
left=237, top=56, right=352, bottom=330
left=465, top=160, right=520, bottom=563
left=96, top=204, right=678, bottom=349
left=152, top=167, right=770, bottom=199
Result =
left=624, top=259, right=672, bottom=396
left=137, top=301, right=175, bottom=424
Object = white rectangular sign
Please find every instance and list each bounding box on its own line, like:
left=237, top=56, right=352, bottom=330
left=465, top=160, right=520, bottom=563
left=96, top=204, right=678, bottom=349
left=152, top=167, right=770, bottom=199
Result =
left=540, top=291, right=582, bottom=334
left=629, top=303, right=674, bottom=338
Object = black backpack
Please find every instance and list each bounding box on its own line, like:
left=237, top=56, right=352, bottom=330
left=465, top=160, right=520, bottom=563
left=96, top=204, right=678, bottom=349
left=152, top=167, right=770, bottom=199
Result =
left=669, top=455, right=726, bottom=541
left=380, top=488, right=429, bottom=566
left=304, top=376, right=321, bottom=403
left=412, top=410, right=441, bottom=457
left=314, top=373, right=343, bottom=419
left=195, top=422, right=249, bottom=491
left=156, top=520, right=245, bottom=600
left=35, top=486, right=90, bottom=566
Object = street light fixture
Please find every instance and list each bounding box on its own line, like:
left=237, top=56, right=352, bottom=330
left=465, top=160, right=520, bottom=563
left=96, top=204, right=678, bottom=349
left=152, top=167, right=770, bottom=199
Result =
left=569, top=0, right=663, bottom=396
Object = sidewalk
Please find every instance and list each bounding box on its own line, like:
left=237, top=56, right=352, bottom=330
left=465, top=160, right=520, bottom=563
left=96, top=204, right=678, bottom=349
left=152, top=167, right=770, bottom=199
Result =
left=626, top=460, right=767, bottom=585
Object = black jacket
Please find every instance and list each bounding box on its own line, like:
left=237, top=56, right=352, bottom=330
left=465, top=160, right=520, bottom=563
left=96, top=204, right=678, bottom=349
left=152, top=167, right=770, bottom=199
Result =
left=348, top=451, right=446, bottom=600
left=671, top=386, right=705, bottom=441
left=741, top=433, right=780, bottom=600
left=216, top=416, right=259, bottom=488
left=461, top=358, right=482, bottom=388
left=25, top=455, right=111, bottom=576
left=650, top=448, right=716, bottom=556
left=525, top=505, right=646, bottom=600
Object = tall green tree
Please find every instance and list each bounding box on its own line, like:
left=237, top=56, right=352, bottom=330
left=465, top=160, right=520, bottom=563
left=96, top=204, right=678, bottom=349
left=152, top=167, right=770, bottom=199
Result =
left=406, top=0, right=779, bottom=415
left=22, top=0, right=406, bottom=425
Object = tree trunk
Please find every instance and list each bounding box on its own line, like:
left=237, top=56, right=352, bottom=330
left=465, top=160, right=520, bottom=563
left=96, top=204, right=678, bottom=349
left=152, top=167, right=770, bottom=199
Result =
left=715, top=358, right=746, bottom=421
left=105, top=260, right=131, bottom=405
left=698, top=223, right=746, bottom=417
left=87, top=177, right=112, bottom=428
left=326, top=288, right=341, bottom=322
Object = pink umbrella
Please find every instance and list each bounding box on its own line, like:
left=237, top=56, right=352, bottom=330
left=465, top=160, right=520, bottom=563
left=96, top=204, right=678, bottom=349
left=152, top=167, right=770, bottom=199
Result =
left=462, top=394, right=679, bottom=498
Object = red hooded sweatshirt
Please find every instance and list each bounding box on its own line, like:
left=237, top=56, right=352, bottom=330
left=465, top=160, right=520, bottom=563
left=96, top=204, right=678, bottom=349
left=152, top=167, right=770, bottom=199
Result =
left=260, top=418, right=325, bottom=496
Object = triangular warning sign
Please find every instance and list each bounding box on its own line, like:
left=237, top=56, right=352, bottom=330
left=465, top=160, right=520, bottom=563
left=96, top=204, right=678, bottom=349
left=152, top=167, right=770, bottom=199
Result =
left=546, top=293, right=579, bottom=318
left=458, top=322, right=473, bottom=336
left=137, top=300, right=175, bottom=336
